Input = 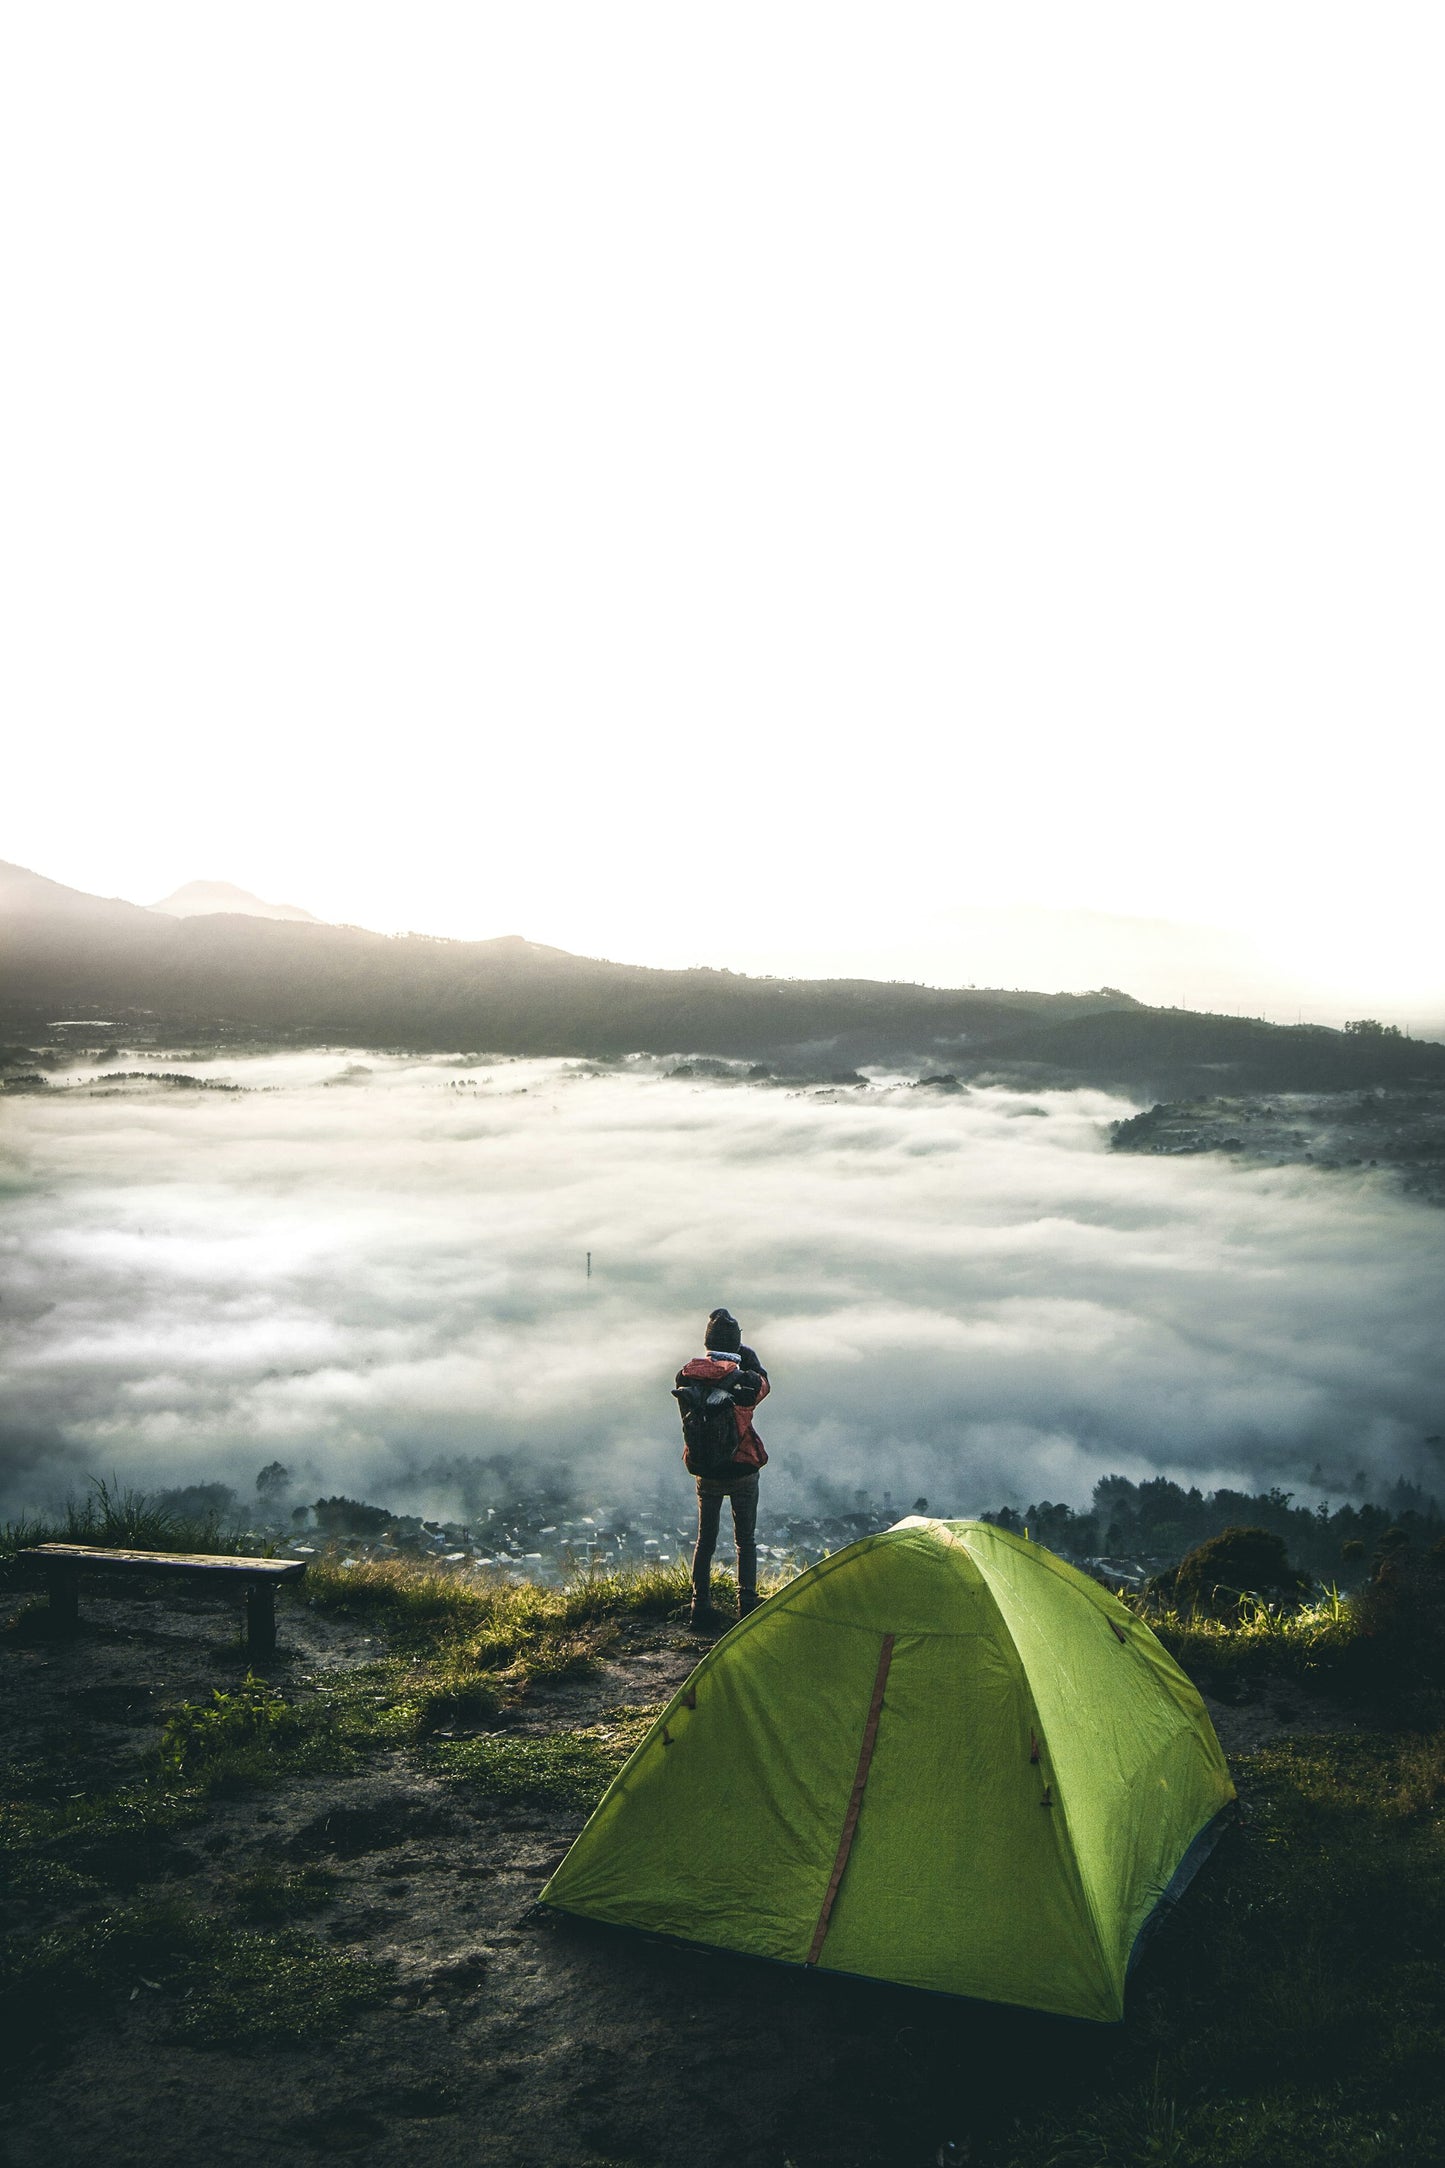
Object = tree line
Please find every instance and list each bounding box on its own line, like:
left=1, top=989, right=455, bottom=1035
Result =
left=982, top=1470, right=1444, bottom=1579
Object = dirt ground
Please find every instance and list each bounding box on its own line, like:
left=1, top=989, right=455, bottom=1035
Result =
left=0, top=1578, right=1354, bottom=2168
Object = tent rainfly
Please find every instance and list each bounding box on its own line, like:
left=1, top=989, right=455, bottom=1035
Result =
left=541, top=1518, right=1235, bottom=2022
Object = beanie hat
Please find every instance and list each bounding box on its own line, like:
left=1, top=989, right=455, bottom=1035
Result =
left=704, top=1307, right=742, bottom=1353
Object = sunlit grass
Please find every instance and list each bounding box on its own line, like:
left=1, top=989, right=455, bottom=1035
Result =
left=305, top=1551, right=694, bottom=1646
left=304, top=1554, right=704, bottom=1741
left=1129, top=1588, right=1364, bottom=1693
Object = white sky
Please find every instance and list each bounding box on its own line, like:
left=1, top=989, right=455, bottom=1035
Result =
left=3, top=6, right=1442, bottom=1024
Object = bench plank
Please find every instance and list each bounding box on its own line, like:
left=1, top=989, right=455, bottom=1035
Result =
left=19, top=1544, right=306, bottom=1659
left=21, top=1544, right=306, bottom=1581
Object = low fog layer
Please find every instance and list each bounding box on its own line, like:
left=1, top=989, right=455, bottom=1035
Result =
left=2, top=1057, right=1441, bottom=1524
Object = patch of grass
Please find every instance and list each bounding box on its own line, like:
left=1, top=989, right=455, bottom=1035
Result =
left=148, top=1679, right=354, bottom=1800
left=1010, top=2086, right=1429, bottom=2168
left=305, top=1556, right=501, bottom=1641
left=306, top=1553, right=689, bottom=1657
left=304, top=1555, right=697, bottom=1749
left=173, top=1923, right=388, bottom=2047
left=0, top=1856, right=99, bottom=1900
left=0, top=1680, right=351, bottom=1908
left=157, top=1672, right=302, bottom=1778
left=0, top=1770, right=208, bottom=1876
left=317, top=1653, right=506, bottom=1748
left=225, top=1864, right=336, bottom=1924
left=431, top=1705, right=663, bottom=1810
left=0, top=1895, right=388, bottom=2067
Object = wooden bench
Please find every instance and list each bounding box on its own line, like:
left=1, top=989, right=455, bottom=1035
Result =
left=18, top=1545, right=308, bottom=1660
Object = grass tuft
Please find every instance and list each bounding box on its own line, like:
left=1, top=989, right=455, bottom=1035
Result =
left=304, top=1555, right=698, bottom=1750
left=432, top=1706, right=663, bottom=1810
left=1129, top=1588, right=1363, bottom=1696
left=306, top=1553, right=691, bottom=1651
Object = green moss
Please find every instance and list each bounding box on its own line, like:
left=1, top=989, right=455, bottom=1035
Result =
left=172, top=1925, right=385, bottom=2046
left=0, top=1895, right=389, bottom=2065
left=431, top=1707, right=662, bottom=1809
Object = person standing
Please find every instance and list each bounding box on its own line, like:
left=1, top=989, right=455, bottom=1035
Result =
left=676, top=1307, right=769, bottom=1632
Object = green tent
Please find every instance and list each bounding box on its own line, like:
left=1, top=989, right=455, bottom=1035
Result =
left=541, top=1519, right=1234, bottom=2022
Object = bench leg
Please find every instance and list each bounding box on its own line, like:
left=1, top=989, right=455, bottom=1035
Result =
left=245, top=1581, right=277, bottom=1663
left=45, top=1562, right=79, bottom=1634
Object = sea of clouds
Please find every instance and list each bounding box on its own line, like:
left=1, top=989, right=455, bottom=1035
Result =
left=2, top=1053, right=1442, bottom=1524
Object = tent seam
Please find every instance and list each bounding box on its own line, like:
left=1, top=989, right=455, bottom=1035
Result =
left=960, top=1535, right=1118, bottom=2010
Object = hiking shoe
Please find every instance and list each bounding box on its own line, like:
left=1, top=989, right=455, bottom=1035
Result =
left=738, top=1589, right=762, bottom=1617
left=687, top=1601, right=726, bottom=1634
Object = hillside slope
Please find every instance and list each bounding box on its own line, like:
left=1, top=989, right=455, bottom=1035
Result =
left=0, top=861, right=1130, bottom=1062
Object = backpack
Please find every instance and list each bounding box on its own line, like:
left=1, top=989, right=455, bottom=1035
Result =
left=672, top=1380, right=742, bottom=1479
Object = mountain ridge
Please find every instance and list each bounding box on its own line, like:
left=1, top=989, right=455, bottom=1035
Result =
left=3, top=859, right=1441, bottom=1094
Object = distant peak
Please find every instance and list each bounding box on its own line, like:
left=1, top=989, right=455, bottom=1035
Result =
left=148, top=881, right=322, bottom=924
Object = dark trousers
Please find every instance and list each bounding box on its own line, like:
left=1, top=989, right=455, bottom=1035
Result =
left=692, top=1473, right=759, bottom=1596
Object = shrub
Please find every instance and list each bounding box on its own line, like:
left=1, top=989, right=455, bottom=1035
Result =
left=312, top=1496, right=393, bottom=1539
left=1350, top=1540, right=1445, bottom=1687
left=1148, top=1526, right=1311, bottom=1618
